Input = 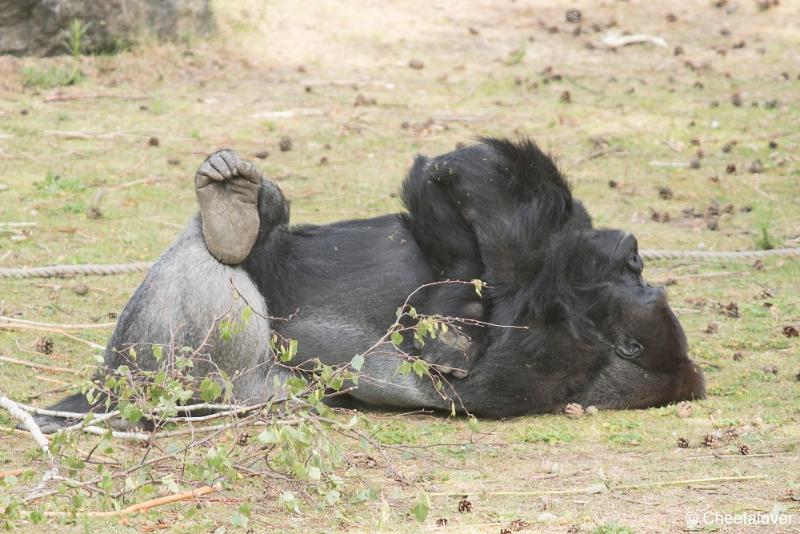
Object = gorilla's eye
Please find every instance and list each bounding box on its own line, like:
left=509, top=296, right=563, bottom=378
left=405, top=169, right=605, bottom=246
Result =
left=626, top=253, right=643, bottom=274
left=615, top=339, right=643, bottom=359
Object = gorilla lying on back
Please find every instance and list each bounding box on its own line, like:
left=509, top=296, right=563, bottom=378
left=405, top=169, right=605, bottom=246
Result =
left=37, top=138, right=704, bottom=431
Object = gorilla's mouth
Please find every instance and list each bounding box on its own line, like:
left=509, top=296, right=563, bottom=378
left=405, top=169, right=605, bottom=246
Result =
left=582, top=357, right=705, bottom=410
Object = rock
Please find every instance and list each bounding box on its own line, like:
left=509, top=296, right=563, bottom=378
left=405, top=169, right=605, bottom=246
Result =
left=73, top=283, right=89, bottom=296
left=748, top=159, right=764, bottom=173
left=0, top=0, right=214, bottom=56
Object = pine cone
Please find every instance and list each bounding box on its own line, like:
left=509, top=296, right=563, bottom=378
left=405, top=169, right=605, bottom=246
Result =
left=457, top=497, right=472, bottom=513
left=34, top=336, right=54, bottom=355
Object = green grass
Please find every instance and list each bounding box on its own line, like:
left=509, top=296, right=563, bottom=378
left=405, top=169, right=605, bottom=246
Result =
left=21, top=65, right=84, bottom=89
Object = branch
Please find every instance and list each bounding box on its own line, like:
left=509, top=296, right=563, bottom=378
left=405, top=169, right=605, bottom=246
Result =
left=0, top=394, right=50, bottom=459
left=44, top=486, right=214, bottom=517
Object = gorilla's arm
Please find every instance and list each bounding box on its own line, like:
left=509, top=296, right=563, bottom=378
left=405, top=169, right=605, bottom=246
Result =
left=400, top=139, right=592, bottom=377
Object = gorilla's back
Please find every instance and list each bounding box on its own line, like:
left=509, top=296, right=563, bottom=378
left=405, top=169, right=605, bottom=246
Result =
left=250, top=214, right=434, bottom=366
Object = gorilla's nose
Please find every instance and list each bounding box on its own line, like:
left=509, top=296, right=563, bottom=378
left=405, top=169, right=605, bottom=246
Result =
left=646, top=286, right=668, bottom=306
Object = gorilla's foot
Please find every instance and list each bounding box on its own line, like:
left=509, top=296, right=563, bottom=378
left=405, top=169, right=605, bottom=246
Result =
left=195, top=149, right=263, bottom=264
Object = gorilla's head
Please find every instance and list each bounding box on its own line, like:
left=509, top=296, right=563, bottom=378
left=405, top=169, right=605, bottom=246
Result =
left=541, top=229, right=706, bottom=410
left=570, top=230, right=705, bottom=408
left=415, top=137, right=705, bottom=417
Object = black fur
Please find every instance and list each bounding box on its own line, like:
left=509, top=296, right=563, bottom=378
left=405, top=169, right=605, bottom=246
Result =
left=37, top=138, right=705, bottom=429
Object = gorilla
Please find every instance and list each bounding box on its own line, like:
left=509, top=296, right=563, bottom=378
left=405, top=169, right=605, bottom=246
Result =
left=36, top=138, right=705, bottom=430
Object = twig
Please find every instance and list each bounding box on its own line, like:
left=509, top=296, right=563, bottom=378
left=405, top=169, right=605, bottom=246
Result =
left=75, top=420, right=265, bottom=441
left=0, top=395, right=50, bottom=458
left=0, top=468, right=25, bottom=477
left=430, top=475, right=767, bottom=497
left=0, top=222, right=37, bottom=228
left=572, top=147, right=625, bottom=164
left=601, top=31, right=668, bottom=48
left=43, top=130, right=151, bottom=140
left=107, top=175, right=170, bottom=192
left=43, top=486, right=213, bottom=517
left=43, top=92, right=149, bottom=103
left=0, top=315, right=116, bottom=329
left=162, top=402, right=269, bottom=423
left=649, top=160, right=691, bottom=168
left=34, top=375, right=70, bottom=386
left=2, top=324, right=105, bottom=351
left=614, top=475, right=767, bottom=491
left=753, top=175, right=776, bottom=200
left=300, top=79, right=396, bottom=88
left=0, top=354, right=79, bottom=374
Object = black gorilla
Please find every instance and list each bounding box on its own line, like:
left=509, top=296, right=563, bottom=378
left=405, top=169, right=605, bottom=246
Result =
left=37, top=138, right=704, bottom=430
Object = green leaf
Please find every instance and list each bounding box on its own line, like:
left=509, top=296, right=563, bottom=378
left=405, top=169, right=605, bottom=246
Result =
left=200, top=377, right=222, bottom=403
left=257, top=429, right=278, bottom=444
left=308, top=466, right=321, bottom=481
left=398, top=361, right=413, bottom=375
left=241, top=306, right=253, bottom=323
left=411, top=490, right=431, bottom=522
left=29, top=508, right=44, bottom=524
left=412, top=359, right=429, bottom=378
left=279, top=491, right=300, bottom=513
left=468, top=416, right=479, bottom=433
left=151, top=344, right=163, bottom=362
left=121, top=403, right=143, bottom=424
left=390, top=331, right=403, bottom=346
left=231, top=503, right=251, bottom=528
left=350, top=353, right=364, bottom=371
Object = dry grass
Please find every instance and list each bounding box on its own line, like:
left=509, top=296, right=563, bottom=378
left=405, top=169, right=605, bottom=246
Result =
left=0, top=0, right=799, bottom=532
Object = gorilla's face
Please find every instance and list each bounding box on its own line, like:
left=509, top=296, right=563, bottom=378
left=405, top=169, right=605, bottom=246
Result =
left=572, top=230, right=705, bottom=409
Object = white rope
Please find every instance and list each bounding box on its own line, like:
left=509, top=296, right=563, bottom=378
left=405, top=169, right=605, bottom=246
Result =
left=0, top=262, right=153, bottom=279
left=0, top=249, right=798, bottom=279
left=641, top=248, right=800, bottom=261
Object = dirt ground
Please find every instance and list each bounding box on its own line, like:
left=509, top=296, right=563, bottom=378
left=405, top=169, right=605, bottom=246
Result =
left=1, top=0, right=799, bottom=532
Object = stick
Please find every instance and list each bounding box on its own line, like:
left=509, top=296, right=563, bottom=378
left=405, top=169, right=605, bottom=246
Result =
left=2, top=324, right=105, bottom=351
left=43, top=130, right=148, bottom=140
left=107, top=175, right=169, bottom=191
left=0, top=316, right=116, bottom=329
left=43, top=92, right=149, bottom=103
left=430, top=475, right=767, bottom=497
left=34, top=375, right=69, bottom=386
left=0, top=222, right=37, bottom=228
left=0, top=354, right=79, bottom=374
left=0, top=395, right=50, bottom=458
left=649, top=160, right=690, bottom=168
left=614, top=475, right=767, bottom=491
left=601, top=31, right=668, bottom=48
left=44, top=486, right=213, bottom=517
left=0, top=468, right=25, bottom=477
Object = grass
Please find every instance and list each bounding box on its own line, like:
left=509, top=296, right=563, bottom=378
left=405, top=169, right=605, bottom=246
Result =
left=21, top=65, right=84, bottom=89
left=1, top=0, right=799, bottom=532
